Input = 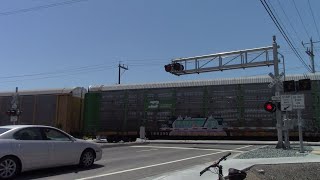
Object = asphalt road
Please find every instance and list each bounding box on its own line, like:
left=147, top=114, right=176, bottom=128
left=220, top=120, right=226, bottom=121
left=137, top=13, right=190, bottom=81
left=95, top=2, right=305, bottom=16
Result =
left=16, top=143, right=261, bottom=180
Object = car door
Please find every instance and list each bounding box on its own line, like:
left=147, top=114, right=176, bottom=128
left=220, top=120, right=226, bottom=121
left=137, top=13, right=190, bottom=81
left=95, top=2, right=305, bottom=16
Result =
left=12, top=127, right=50, bottom=170
left=42, top=127, right=81, bottom=166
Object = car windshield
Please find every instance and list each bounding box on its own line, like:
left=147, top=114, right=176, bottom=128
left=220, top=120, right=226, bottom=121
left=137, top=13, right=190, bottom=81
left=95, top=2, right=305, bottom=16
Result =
left=0, top=128, right=10, bottom=135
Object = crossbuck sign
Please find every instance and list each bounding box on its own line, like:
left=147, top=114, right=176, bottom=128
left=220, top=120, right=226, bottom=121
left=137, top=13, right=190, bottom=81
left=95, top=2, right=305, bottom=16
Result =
left=268, top=72, right=284, bottom=89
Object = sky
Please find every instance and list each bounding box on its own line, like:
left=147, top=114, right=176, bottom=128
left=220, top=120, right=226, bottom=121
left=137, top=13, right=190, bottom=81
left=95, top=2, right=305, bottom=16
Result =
left=0, top=0, right=320, bottom=91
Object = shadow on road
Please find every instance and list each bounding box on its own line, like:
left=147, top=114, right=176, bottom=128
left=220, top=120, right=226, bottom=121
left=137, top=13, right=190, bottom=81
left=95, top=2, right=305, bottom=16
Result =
left=16, top=164, right=104, bottom=180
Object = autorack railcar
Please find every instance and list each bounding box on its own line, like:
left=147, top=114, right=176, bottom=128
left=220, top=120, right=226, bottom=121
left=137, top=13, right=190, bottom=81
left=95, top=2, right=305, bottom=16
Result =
left=84, top=73, right=320, bottom=142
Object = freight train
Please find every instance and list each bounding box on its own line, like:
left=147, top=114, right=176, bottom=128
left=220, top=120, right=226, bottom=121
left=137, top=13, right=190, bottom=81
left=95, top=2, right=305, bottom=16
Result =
left=1, top=74, right=320, bottom=141
left=0, top=88, right=86, bottom=136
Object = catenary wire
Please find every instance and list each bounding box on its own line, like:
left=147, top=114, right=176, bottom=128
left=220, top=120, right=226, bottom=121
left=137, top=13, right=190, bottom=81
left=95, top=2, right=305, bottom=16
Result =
left=260, top=0, right=312, bottom=72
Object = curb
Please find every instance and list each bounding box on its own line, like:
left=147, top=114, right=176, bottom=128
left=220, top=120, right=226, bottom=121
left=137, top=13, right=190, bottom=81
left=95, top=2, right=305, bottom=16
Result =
left=142, top=140, right=320, bottom=146
left=145, top=141, right=275, bottom=146
left=98, top=142, right=150, bottom=148
left=94, top=140, right=320, bottom=148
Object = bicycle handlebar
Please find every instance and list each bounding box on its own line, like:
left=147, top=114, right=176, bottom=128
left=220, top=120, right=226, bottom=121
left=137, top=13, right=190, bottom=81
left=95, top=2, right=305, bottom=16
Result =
left=199, top=152, right=231, bottom=176
left=216, top=152, right=231, bottom=165
left=200, top=167, right=210, bottom=176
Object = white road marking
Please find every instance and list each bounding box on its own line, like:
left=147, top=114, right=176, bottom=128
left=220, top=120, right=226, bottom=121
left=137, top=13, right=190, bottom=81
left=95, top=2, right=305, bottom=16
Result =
left=234, top=145, right=253, bottom=150
left=131, top=145, right=245, bottom=153
left=76, top=145, right=254, bottom=180
left=75, top=151, right=227, bottom=180
left=136, top=149, right=159, bottom=152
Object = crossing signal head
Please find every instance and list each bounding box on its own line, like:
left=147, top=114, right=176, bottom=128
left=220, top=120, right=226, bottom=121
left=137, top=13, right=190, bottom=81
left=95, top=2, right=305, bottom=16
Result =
left=283, top=80, right=296, bottom=92
left=264, top=101, right=276, bottom=113
left=164, top=64, right=172, bottom=72
left=298, top=79, right=311, bottom=91
left=6, top=109, right=17, bottom=116
left=173, top=63, right=184, bottom=71
left=165, top=63, right=184, bottom=72
left=5, top=109, right=21, bottom=116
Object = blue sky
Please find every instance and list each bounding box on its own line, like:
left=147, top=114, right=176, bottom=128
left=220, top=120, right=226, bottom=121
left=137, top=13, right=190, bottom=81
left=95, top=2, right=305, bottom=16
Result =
left=0, top=0, right=319, bottom=91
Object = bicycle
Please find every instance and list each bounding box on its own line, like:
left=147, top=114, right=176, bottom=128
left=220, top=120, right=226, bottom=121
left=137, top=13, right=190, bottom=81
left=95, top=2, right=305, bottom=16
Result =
left=200, top=152, right=247, bottom=180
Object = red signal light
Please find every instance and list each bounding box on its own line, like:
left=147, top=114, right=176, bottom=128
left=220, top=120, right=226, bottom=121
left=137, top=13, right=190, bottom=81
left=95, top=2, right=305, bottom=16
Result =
left=266, top=104, right=273, bottom=111
left=264, top=101, right=276, bottom=113
left=164, top=64, right=172, bottom=72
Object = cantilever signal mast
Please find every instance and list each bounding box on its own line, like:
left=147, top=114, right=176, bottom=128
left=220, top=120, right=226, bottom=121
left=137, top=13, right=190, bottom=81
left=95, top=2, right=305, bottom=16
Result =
left=165, top=36, right=285, bottom=149
left=165, top=44, right=277, bottom=76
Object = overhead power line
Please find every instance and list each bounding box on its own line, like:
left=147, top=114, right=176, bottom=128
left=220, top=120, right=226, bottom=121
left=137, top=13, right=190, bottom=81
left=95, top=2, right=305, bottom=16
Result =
left=307, top=0, right=320, bottom=40
left=250, top=65, right=309, bottom=77
left=0, top=57, right=170, bottom=81
left=0, top=0, right=91, bottom=17
left=268, top=1, right=298, bottom=48
left=275, top=0, right=303, bottom=44
left=0, top=63, right=114, bottom=79
left=0, top=66, right=114, bottom=84
left=260, top=0, right=312, bottom=72
left=292, top=0, right=310, bottom=38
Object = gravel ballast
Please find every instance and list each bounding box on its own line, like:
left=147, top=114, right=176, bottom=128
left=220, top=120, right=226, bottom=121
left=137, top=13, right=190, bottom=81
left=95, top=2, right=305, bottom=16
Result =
left=234, top=145, right=319, bottom=179
left=236, top=145, right=313, bottom=159
left=245, top=163, right=320, bottom=180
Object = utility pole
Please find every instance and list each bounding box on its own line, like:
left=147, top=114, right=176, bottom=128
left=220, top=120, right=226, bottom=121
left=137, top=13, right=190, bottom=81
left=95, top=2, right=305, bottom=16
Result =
left=118, top=63, right=128, bottom=84
left=273, top=36, right=284, bottom=149
left=302, top=38, right=320, bottom=73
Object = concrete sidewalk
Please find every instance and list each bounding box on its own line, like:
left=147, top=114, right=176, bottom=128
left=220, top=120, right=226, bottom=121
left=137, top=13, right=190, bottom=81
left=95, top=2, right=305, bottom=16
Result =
left=142, top=148, right=320, bottom=180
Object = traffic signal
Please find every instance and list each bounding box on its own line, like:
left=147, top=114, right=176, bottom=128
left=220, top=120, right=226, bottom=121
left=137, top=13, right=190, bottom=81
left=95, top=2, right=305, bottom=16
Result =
left=283, top=80, right=295, bottom=92
left=264, top=101, right=276, bottom=113
left=298, top=79, right=311, bottom=91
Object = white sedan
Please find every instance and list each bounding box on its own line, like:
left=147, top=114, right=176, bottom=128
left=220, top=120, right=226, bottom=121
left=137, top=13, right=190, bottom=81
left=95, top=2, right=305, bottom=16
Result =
left=0, top=125, right=102, bottom=179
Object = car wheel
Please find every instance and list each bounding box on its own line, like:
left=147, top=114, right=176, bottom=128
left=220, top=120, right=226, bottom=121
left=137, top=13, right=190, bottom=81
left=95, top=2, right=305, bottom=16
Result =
left=79, top=149, right=95, bottom=168
left=0, top=156, right=20, bottom=179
